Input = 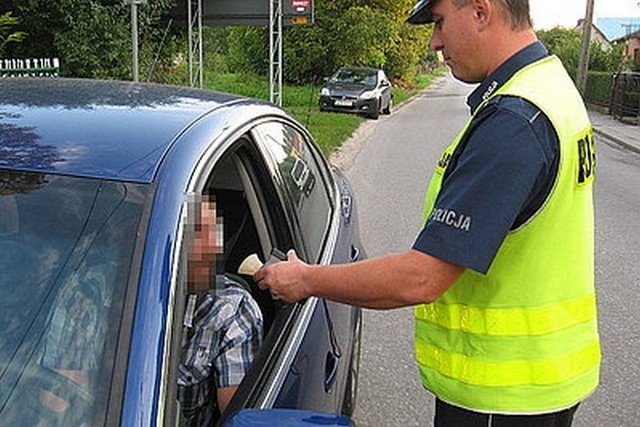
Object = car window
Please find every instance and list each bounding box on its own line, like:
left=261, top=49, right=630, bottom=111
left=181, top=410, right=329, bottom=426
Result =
left=254, top=122, right=333, bottom=263
left=331, top=69, right=377, bottom=86
left=0, top=170, right=149, bottom=426
left=168, top=137, right=299, bottom=426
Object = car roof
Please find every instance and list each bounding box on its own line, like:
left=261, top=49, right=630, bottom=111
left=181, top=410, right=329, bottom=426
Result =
left=0, top=78, right=272, bottom=183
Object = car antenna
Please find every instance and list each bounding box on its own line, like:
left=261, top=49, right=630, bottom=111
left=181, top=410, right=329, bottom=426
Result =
left=146, top=18, right=174, bottom=83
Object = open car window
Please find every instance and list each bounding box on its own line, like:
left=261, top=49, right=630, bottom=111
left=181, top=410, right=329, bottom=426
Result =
left=164, top=112, right=351, bottom=426
left=168, top=133, right=297, bottom=426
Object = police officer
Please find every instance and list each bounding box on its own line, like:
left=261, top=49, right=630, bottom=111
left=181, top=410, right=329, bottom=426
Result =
left=255, top=1, right=600, bottom=425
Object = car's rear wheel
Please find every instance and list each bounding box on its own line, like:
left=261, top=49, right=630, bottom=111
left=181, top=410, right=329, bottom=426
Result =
left=341, top=311, right=362, bottom=416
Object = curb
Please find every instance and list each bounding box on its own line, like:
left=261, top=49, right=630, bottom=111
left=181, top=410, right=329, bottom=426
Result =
left=329, top=76, right=449, bottom=171
left=593, top=127, right=640, bottom=156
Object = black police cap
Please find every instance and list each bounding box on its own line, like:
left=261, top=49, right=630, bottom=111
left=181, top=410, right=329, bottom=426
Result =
left=407, top=0, right=436, bottom=25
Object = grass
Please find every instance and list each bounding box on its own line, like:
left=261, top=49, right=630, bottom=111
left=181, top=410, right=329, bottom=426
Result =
left=202, top=68, right=447, bottom=155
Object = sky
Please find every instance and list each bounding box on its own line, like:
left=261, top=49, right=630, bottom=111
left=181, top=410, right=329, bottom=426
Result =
left=530, top=0, right=640, bottom=30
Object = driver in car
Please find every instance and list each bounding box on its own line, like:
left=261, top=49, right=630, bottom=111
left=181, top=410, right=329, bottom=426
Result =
left=177, top=196, right=263, bottom=426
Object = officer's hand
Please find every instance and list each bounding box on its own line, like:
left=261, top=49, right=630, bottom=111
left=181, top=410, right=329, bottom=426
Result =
left=254, top=250, right=310, bottom=303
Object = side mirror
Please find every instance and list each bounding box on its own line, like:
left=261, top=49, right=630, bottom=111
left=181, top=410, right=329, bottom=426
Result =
left=222, top=408, right=355, bottom=426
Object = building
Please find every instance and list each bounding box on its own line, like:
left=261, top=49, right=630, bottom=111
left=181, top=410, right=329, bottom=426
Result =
left=577, top=19, right=612, bottom=50
left=596, top=18, right=640, bottom=67
left=614, top=29, right=640, bottom=68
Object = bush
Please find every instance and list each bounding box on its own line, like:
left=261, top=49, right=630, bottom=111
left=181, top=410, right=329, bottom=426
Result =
left=585, top=71, right=614, bottom=107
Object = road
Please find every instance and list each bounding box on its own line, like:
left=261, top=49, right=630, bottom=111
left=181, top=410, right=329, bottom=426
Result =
left=331, top=73, right=640, bottom=426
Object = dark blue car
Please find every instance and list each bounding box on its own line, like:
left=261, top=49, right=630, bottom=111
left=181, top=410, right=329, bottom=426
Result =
left=0, top=78, right=363, bottom=426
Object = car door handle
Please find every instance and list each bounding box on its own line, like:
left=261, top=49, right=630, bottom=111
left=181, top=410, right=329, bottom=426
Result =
left=341, top=193, right=352, bottom=223
left=350, top=245, right=360, bottom=262
left=324, top=351, right=340, bottom=393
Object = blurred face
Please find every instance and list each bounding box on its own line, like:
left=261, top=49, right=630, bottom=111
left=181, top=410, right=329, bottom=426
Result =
left=187, top=200, right=223, bottom=288
left=430, top=0, right=487, bottom=83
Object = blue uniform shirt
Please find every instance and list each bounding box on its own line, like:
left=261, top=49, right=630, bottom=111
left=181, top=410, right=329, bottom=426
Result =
left=412, top=42, right=560, bottom=274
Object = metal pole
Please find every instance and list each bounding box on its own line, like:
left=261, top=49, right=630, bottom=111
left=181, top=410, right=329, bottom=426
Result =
left=577, top=0, right=595, bottom=96
left=269, top=0, right=275, bottom=104
left=187, top=0, right=193, bottom=86
left=277, top=8, right=282, bottom=106
left=269, top=0, right=283, bottom=106
left=131, top=2, right=139, bottom=82
left=198, top=0, right=203, bottom=88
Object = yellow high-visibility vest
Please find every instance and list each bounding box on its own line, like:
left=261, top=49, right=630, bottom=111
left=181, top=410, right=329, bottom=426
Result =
left=415, top=55, right=600, bottom=413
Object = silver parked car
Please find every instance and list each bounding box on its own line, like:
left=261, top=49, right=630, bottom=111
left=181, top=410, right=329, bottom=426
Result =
left=319, top=67, right=393, bottom=120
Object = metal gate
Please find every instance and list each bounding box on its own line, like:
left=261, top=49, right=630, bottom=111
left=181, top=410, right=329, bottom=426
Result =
left=610, top=72, right=640, bottom=125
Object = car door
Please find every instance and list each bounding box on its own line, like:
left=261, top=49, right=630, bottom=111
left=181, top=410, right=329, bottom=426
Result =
left=162, top=116, right=360, bottom=426
left=248, top=120, right=361, bottom=415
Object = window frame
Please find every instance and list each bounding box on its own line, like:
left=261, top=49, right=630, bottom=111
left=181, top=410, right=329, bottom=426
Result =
left=251, top=119, right=337, bottom=263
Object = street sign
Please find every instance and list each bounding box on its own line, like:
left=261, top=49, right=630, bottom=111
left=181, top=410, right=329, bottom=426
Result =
left=170, top=0, right=314, bottom=27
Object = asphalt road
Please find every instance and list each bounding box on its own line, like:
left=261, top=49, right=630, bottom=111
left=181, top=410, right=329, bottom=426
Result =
left=331, top=73, right=640, bottom=426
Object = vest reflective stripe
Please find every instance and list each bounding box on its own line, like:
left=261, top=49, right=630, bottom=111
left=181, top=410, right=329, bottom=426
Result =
left=418, top=365, right=600, bottom=414
left=415, top=294, right=596, bottom=336
left=415, top=55, right=600, bottom=413
left=416, top=341, right=600, bottom=387
left=415, top=314, right=599, bottom=364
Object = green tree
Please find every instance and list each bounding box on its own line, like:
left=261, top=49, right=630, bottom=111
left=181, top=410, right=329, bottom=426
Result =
left=537, top=27, right=582, bottom=76
left=0, top=11, right=25, bottom=57
left=537, top=26, right=624, bottom=76
left=4, top=0, right=435, bottom=85
left=6, top=0, right=178, bottom=79
left=227, top=0, right=432, bottom=85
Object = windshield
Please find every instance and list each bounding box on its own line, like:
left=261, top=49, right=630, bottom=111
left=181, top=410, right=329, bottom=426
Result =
left=0, top=170, right=150, bottom=426
left=330, top=69, right=378, bottom=86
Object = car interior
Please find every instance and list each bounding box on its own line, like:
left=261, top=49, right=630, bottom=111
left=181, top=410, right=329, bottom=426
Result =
left=173, top=126, right=339, bottom=425
left=205, top=139, right=292, bottom=338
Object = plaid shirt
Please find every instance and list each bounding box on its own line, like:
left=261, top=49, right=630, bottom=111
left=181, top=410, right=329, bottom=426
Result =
left=177, top=274, right=263, bottom=426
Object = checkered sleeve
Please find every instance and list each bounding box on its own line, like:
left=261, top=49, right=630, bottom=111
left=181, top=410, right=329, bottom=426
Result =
left=214, top=288, right=263, bottom=388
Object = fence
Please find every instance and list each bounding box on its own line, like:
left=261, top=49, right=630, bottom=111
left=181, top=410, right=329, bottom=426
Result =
left=0, top=58, right=60, bottom=78
left=609, top=72, right=640, bottom=125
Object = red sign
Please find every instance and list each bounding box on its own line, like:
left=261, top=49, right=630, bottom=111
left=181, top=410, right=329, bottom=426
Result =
left=292, top=0, right=310, bottom=7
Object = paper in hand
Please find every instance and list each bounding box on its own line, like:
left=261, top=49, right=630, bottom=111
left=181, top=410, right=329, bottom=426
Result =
left=238, top=249, right=287, bottom=276
left=237, top=253, right=264, bottom=276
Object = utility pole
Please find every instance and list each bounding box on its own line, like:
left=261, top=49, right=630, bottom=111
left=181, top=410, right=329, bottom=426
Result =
left=125, top=0, right=146, bottom=82
left=576, top=0, right=595, bottom=96
left=131, top=2, right=139, bottom=82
